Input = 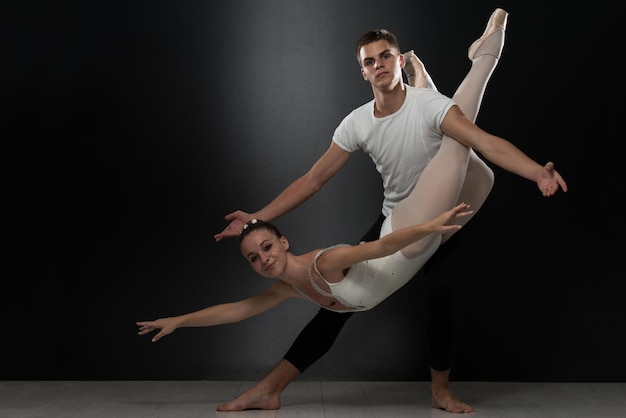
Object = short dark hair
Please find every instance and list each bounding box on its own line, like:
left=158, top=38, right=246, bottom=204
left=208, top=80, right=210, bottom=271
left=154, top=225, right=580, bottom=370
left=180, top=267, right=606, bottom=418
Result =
left=355, top=29, right=401, bottom=65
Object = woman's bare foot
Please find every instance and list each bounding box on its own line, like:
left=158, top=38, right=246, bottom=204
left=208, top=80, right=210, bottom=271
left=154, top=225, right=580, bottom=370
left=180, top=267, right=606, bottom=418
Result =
left=216, top=387, right=281, bottom=411
left=432, top=387, right=474, bottom=413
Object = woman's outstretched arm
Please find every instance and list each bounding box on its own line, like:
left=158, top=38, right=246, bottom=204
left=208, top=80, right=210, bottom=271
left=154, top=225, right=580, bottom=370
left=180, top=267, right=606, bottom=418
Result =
left=318, top=203, right=472, bottom=272
left=136, top=281, right=296, bottom=342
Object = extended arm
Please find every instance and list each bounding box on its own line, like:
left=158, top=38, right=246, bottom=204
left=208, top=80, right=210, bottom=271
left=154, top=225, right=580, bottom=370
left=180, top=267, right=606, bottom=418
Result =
left=214, top=143, right=352, bottom=241
left=441, top=106, right=568, bottom=196
left=136, top=281, right=296, bottom=342
left=320, top=203, right=472, bottom=271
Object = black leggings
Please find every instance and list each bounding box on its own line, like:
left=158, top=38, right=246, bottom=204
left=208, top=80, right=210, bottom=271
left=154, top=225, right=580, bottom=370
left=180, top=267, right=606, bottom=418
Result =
left=284, top=214, right=460, bottom=372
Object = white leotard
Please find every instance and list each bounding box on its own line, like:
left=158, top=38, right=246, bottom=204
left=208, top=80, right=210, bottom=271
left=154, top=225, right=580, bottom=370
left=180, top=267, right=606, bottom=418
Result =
left=299, top=212, right=441, bottom=311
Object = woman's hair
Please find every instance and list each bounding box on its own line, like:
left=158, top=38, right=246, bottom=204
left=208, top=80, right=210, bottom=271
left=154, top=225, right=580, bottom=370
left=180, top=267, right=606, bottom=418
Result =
left=238, top=219, right=284, bottom=249
left=355, top=29, right=401, bottom=65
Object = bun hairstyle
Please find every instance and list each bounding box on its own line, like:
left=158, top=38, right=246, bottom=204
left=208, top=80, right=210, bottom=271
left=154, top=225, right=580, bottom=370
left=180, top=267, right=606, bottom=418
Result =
left=238, top=219, right=284, bottom=248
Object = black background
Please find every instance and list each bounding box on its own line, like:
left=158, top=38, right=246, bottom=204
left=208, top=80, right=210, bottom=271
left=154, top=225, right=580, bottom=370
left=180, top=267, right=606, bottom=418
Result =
left=6, top=0, right=623, bottom=381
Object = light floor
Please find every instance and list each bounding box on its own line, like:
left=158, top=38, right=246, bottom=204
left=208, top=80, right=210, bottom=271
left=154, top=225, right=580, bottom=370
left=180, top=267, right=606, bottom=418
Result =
left=1, top=380, right=625, bottom=418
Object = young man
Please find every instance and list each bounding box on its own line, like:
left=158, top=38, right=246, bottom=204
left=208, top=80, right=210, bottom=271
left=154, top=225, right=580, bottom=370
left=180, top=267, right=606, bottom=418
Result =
left=214, top=8, right=566, bottom=413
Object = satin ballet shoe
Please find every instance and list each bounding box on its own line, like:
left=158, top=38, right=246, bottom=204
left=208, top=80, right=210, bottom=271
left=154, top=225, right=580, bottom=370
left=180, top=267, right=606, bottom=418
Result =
left=468, top=8, right=508, bottom=60
left=403, top=50, right=435, bottom=89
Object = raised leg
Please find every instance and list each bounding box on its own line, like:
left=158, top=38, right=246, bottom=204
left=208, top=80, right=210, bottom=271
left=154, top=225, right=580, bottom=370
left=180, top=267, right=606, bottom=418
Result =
left=392, top=10, right=507, bottom=257
left=403, top=50, right=437, bottom=90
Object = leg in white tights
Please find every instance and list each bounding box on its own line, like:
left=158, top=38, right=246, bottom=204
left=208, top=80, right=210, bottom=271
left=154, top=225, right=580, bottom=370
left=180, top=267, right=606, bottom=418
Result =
left=392, top=27, right=505, bottom=258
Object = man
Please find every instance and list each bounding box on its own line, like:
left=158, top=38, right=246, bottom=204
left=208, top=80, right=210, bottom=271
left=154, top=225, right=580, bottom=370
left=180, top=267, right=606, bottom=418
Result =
left=214, top=8, right=566, bottom=413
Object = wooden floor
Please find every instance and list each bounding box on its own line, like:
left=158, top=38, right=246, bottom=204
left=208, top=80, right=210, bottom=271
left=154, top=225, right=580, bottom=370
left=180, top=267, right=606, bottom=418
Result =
left=1, top=380, right=625, bottom=417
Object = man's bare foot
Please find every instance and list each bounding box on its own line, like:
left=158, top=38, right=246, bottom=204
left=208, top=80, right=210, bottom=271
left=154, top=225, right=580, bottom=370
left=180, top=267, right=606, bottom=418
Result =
left=216, top=388, right=281, bottom=411
left=217, top=360, right=299, bottom=411
left=432, top=387, right=474, bottom=413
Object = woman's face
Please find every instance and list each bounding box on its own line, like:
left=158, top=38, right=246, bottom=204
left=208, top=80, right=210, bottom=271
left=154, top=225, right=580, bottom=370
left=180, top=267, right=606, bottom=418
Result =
left=240, top=228, right=289, bottom=278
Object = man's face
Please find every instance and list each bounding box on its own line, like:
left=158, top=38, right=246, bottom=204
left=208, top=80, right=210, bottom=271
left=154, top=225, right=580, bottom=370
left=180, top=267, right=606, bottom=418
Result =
left=359, top=40, right=404, bottom=89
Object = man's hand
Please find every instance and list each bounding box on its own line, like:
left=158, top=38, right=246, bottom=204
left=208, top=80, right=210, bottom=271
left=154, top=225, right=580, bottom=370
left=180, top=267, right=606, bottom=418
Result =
left=214, top=210, right=254, bottom=242
left=536, top=162, right=568, bottom=197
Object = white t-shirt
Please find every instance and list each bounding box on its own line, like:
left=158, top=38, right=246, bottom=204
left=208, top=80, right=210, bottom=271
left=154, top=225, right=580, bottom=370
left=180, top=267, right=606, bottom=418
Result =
left=332, top=85, right=456, bottom=217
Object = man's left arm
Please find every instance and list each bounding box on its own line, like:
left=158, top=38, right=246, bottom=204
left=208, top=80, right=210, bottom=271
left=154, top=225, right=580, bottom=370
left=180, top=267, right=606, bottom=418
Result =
left=441, top=106, right=567, bottom=196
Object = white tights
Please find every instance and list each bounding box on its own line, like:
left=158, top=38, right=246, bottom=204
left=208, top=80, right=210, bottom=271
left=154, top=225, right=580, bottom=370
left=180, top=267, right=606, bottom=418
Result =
left=392, top=29, right=504, bottom=259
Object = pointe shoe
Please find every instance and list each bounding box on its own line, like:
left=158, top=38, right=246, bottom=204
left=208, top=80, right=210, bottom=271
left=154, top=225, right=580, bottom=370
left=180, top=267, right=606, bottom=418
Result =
left=468, top=8, right=508, bottom=60
left=403, top=50, right=435, bottom=89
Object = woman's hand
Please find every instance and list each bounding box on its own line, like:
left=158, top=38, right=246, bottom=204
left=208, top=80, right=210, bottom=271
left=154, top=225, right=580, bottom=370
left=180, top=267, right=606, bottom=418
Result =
left=431, top=202, right=473, bottom=232
left=136, top=317, right=179, bottom=343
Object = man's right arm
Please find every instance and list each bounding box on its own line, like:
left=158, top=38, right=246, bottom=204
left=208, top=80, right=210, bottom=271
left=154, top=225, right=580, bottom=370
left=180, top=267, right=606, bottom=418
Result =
left=214, top=142, right=352, bottom=241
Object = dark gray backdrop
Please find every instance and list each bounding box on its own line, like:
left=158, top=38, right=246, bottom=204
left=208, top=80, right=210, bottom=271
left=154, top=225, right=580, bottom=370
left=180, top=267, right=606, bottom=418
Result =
left=8, top=0, right=624, bottom=381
